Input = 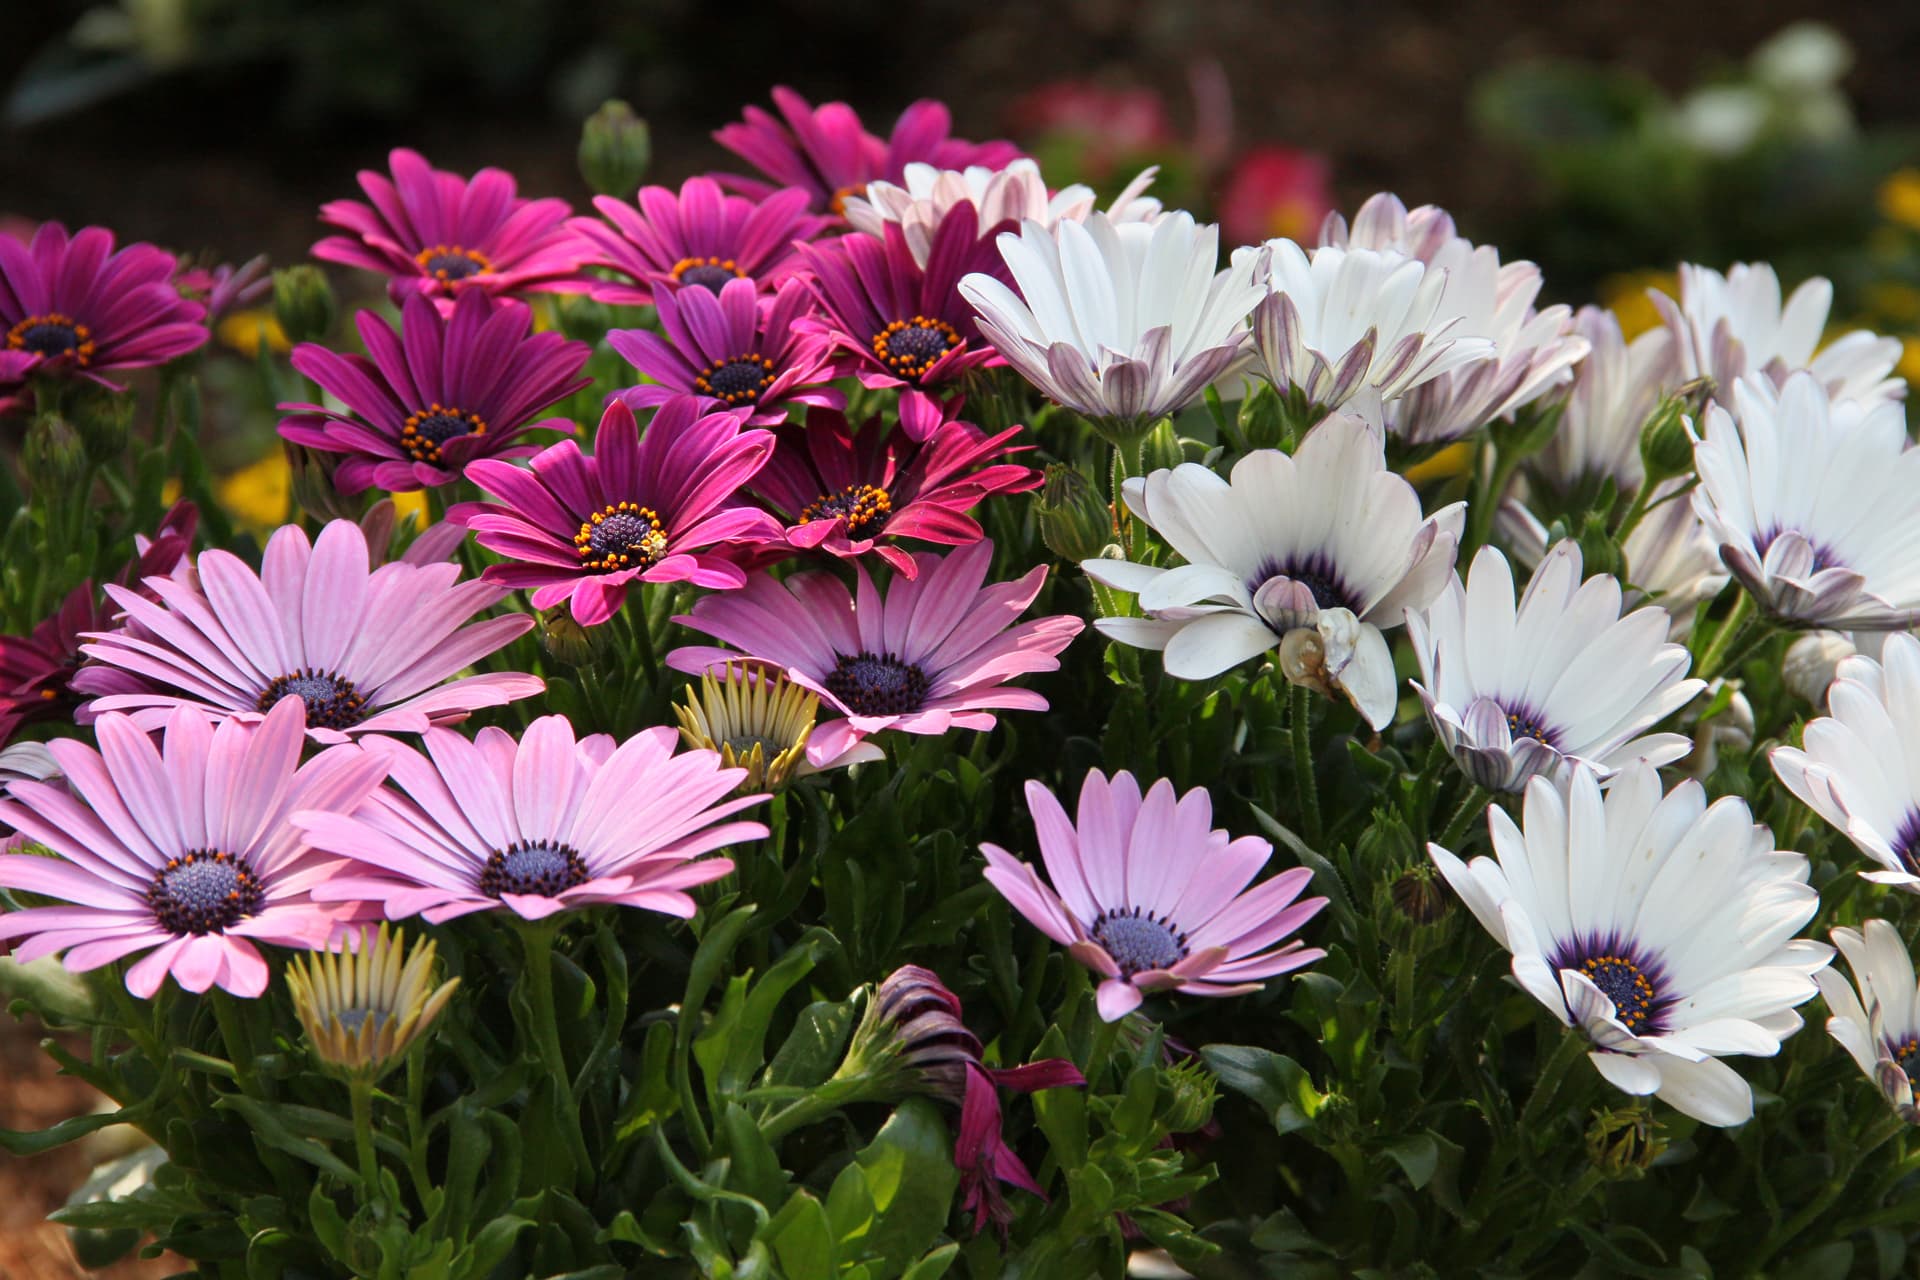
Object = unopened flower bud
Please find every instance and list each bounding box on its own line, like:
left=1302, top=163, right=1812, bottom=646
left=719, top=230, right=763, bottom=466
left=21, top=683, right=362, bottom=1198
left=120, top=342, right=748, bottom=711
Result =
left=579, top=100, right=652, bottom=197
left=1035, top=464, right=1114, bottom=563
left=554, top=294, right=615, bottom=344
left=1586, top=1104, right=1664, bottom=1178
left=1783, top=631, right=1856, bottom=706
left=285, top=443, right=367, bottom=524
left=841, top=965, right=982, bottom=1103
left=675, top=663, right=820, bottom=793
left=23, top=413, right=86, bottom=491
left=66, top=385, right=134, bottom=460
left=286, top=924, right=459, bottom=1083
left=1159, top=1059, right=1218, bottom=1136
left=1637, top=394, right=1696, bottom=485
left=272, top=265, right=336, bottom=346
left=539, top=606, right=605, bottom=668
left=1573, top=513, right=1625, bottom=581
left=1241, top=383, right=1291, bottom=451
left=1389, top=865, right=1452, bottom=926
left=1141, top=419, right=1186, bottom=474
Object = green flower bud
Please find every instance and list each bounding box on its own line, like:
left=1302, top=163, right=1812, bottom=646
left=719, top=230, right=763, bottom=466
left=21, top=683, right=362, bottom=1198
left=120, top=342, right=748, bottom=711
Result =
left=66, top=383, right=135, bottom=461
left=1574, top=511, right=1626, bottom=581
left=539, top=606, right=605, bottom=667
left=1241, top=383, right=1291, bottom=451
left=1388, top=865, right=1452, bottom=927
left=23, top=413, right=87, bottom=491
left=1585, top=1104, right=1665, bottom=1178
left=1140, top=418, right=1187, bottom=474
left=1637, top=392, right=1697, bottom=486
left=554, top=293, right=616, bottom=344
left=1034, top=463, right=1115, bottom=562
left=272, top=265, right=336, bottom=346
left=286, top=444, right=368, bottom=524
left=579, top=100, right=652, bottom=197
left=1158, top=1059, right=1218, bottom=1135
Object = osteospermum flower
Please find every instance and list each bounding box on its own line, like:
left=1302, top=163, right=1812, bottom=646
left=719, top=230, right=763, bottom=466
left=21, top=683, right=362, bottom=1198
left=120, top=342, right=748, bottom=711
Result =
left=1429, top=762, right=1831, bottom=1126
left=715, top=86, right=1022, bottom=215
left=1817, top=921, right=1920, bottom=1124
left=279, top=290, right=590, bottom=493
left=607, top=278, right=843, bottom=426
left=1691, top=373, right=1920, bottom=629
left=314, top=148, right=586, bottom=303
left=1532, top=306, right=1680, bottom=498
left=750, top=394, right=1039, bottom=575
left=568, top=175, right=827, bottom=306
left=1408, top=541, right=1704, bottom=792
left=1652, top=261, right=1904, bottom=409
left=1496, top=490, right=1727, bottom=631
left=981, top=769, right=1328, bottom=1021
left=667, top=540, right=1083, bottom=764
left=287, top=923, right=460, bottom=1081
left=457, top=398, right=782, bottom=625
left=962, top=211, right=1267, bottom=434
left=294, top=718, right=764, bottom=924
left=1771, top=632, right=1920, bottom=892
left=0, top=223, right=207, bottom=387
left=1082, top=414, right=1463, bottom=728
left=674, top=664, right=883, bottom=792
left=0, top=701, right=388, bottom=997
left=72, top=519, right=542, bottom=740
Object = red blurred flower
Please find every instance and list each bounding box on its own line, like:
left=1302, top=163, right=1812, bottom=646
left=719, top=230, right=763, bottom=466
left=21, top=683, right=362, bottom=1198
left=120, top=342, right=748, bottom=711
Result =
left=1218, top=145, right=1335, bottom=249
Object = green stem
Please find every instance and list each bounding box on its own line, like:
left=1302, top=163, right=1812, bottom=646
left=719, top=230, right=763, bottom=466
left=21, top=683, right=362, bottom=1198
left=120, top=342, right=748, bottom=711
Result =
left=759, top=1074, right=868, bottom=1145
left=1610, top=483, right=1654, bottom=546
left=516, top=921, right=592, bottom=1176
left=1517, top=1031, right=1588, bottom=1135
left=349, top=1077, right=382, bottom=1200
left=1438, top=784, right=1493, bottom=852
left=1464, top=440, right=1524, bottom=559
left=1692, top=591, right=1756, bottom=680
left=1747, top=1111, right=1906, bottom=1270
left=1085, top=1012, right=1123, bottom=1091
left=404, top=1048, right=434, bottom=1209
left=209, top=989, right=258, bottom=1095
left=1290, top=684, right=1323, bottom=845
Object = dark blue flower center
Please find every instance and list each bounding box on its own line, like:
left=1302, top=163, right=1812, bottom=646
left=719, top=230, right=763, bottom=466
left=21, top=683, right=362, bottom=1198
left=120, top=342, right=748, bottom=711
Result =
left=414, top=244, right=490, bottom=282
left=696, top=354, right=775, bottom=406
left=871, top=316, right=960, bottom=382
left=575, top=503, right=668, bottom=572
left=479, top=840, right=590, bottom=898
left=1503, top=704, right=1558, bottom=747
left=147, top=849, right=265, bottom=935
left=1895, top=1036, right=1920, bottom=1084
left=672, top=256, right=744, bottom=293
left=800, top=483, right=892, bottom=535
left=1248, top=553, right=1361, bottom=614
left=257, top=669, right=368, bottom=730
left=1550, top=936, right=1673, bottom=1035
left=401, top=402, right=488, bottom=463
left=1895, top=811, right=1920, bottom=876
left=6, top=312, right=94, bottom=365
left=824, top=652, right=929, bottom=716
left=1091, top=908, right=1188, bottom=978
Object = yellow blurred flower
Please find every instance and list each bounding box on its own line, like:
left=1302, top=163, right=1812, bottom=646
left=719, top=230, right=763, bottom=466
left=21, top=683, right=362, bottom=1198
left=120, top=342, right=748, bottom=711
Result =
left=1864, top=283, right=1920, bottom=325
left=1598, top=270, right=1678, bottom=340
left=215, top=452, right=292, bottom=530
left=1403, top=442, right=1474, bottom=486
left=1899, top=337, right=1920, bottom=385
left=216, top=308, right=290, bottom=355
left=1878, top=169, right=1920, bottom=232
left=391, top=488, right=430, bottom=525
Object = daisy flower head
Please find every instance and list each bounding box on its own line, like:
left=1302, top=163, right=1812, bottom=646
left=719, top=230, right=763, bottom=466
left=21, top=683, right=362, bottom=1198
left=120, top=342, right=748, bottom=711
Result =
left=294, top=717, right=764, bottom=924
left=568, top=175, right=828, bottom=306
left=287, top=922, right=460, bottom=1082
left=314, top=148, right=587, bottom=304
left=0, top=222, right=208, bottom=389
left=961, top=211, right=1267, bottom=438
left=714, top=86, right=1022, bottom=216
left=1690, top=372, right=1920, bottom=630
left=457, top=397, right=782, bottom=626
left=72, top=518, right=543, bottom=741
left=607, top=277, right=843, bottom=426
left=667, top=539, right=1083, bottom=766
left=1429, top=761, right=1832, bottom=1127
left=1082, top=413, right=1463, bottom=728
left=1532, top=305, right=1681, bottom=499
left=1408, top=540, right=1705, bottom=793
left=981, top=769, right=1328, bottom=1021
left=674, top=663, right=884, bottom=794
left=1817, top=920, right=1920, bottom=1123
left=1495, top=489, right=1728, bottom=632
left=279, top=289, right=591, bottom=494
left=0, top=700, right=389, bottom=998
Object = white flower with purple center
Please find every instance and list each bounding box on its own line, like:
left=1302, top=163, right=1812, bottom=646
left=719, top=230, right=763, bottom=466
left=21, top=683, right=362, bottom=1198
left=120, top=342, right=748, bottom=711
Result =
left=1817, top=920, right=1920, bottom=1124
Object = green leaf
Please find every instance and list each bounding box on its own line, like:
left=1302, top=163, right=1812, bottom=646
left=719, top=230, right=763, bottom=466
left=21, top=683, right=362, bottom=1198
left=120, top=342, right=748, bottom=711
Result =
left=1200, top=1045, right=1322, bottom=1136
left=763, top=1189, right=836, bottom=1278
left=1, top=1102, right=152, bottom=1156
left=765, top=999, right=856, bottom=1091
left=719, top=1102, right=790, bottom=1209
left=452, top=1215, right=534, bottom=1280
left=211, top=1095, right=359, bottom=1184
left=1383, top=1134, right=1438, bottom=1190
left=901, top=1243, right=960, bottom=1280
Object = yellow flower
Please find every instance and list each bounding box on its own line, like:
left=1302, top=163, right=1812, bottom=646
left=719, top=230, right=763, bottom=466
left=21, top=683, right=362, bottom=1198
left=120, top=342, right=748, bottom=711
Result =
left=1865, top=283, right=1920, bottom=325
left=286, top=924, right=460, bottom=1082
left=675, top=663, right=819, bottom=793
left=215, top=451, right=292, bottom=530
left=215, top=308, right=290, bottom=355
left=1598, top=270, right=1678, bottom=340
left=1899, top=337, right=1920, bottom=385
left=1402, top=442, right=1474, bottom=487
left=390, top=488, right=430, bottom=525
left=1878, top=169, right=1920, bottom=232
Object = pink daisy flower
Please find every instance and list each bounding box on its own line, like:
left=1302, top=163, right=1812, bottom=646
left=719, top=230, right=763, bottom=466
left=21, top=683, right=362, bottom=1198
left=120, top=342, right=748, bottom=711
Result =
left=292, top=717, right=764, bottom=924
left=314, top=148, right=587, bottom=304
left=0, top=700, right=389, bottom=998
left=797, top=207, right=1012, bottom=392
left=667, top=539, right=1083, bottom=764
left=568, top=176, right=828, bottom=306
left=456, top=398, right=782, bottom=626
left=750, top=394, right=1039, bottom=576
left=982, top=769, right=1329, bottom=1021
left=606, top=277, right=843, bottom=427
left=714, top=86, right=1022, bottom=217
left=278, top=289, right=591, bottom=493
left=173, top=253, right=272, bottom=325
left=0, top=223, right=208, bottom=389
left=71, top=519, right=542, bottom=741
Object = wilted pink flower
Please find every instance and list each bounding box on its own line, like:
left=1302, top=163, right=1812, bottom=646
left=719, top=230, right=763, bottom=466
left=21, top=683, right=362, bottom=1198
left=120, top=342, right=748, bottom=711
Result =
left=569, top=176, right=828, bottom=306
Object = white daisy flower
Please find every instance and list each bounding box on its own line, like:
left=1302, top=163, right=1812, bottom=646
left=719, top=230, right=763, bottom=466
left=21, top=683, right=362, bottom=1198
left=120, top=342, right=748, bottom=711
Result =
left=960, top=211, right=1267, bottom=433
left=1817, top=920, right=1920, bottom=1124
left=1322, top=193, right=1590, bottom=444
left=1408, top=540, right=1705, bottom=792
left=1690, top=372, right=1920, bottom=630
left=1771, top=631, right=1920, bottom=892
left=844, top=160, right=1161, bottom=267
left=1237, top=239, right=1492, bottom=416
left=1532, top=306, right=1680, bottom=498
left=1081, top=412, right=1463, bottom=728
left=1429, top=761, right=1832, bottom=1127
left=1652, top=261, right=1904, bottom=409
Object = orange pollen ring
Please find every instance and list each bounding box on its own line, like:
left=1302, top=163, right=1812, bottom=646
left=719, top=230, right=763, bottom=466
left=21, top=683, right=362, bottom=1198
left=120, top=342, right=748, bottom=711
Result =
left=870, top=315, right=960, bottom=381
left=6, top=312, right=96, bottom=367
left=798, top=483, right=892, bottom=535
left=413, top=244, right=493, bottom=281
left=574, top=501, right=669, bottom=572
left=693, top=353, right=777, bottom=406
left=399, top=403, right=490, bottom=464
left=830, top=185, right=866, bottom=216
left=672, top=255, right=743, bottom=281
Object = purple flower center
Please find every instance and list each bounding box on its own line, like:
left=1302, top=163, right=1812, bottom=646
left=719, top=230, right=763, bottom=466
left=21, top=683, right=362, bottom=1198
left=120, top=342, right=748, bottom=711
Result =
left=825, top=652, right=929, bottom=716
left=800, top=483, right=892, bottom=536
left=871, top=316, right=960, bottom=382
left=479, top=840, right=590, bottom=898
left=1894, top=811, right=1920, bottom=876
left=147, top=849, right=265, bottom=935
left=1894, top=1036, right=1920, bottom=1084
left=1248, top=553, right=1361, bottom=614
left=1754, top=526, right=1843, bottom=573
left=7, top=312, right=94, bottom=366
left=695, top=353, right=776, bottom=407
left=1503, top=704, right=1559, bottom=747
left=671, top=256, right=745, bottom=294
left=402, top=402, right=488, bottom=464
left=414, top=244, right=491, bottom=282
left=1091, top=908, right=1188, bottom=978
left=257, top=669, right=368, bottom=730
left=1549, top=935, right=1673, bottom=1035
left=575, top=502, right=668, bottom=572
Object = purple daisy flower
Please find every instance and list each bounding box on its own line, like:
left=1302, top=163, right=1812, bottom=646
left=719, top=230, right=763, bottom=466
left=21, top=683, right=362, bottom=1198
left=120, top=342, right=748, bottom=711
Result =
left=314, top=148, right=587, bottom=304
left=568, top=176, right=828, bottom=306
left=0, top=700, right=389, bottom=998
left=456, top=397, right=783, bottom=626
left=796, top=206, right=1012, bottom=392
left=667, top=539, right=1083, bottom=764
left=278, top=290, right=591, bottom=493
left=606, top=278, right=843, bottom=427
left=294, top=717, right=764, bottom=924
left=71, top=519, right=543, bottom=741
left=714, top=86, right=1022, bottom=217
left=0, top=223, right=208, bottom=389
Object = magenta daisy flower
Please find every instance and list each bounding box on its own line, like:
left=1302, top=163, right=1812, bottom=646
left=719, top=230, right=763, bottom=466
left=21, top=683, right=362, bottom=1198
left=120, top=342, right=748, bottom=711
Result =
left=71, top=519, right=542, bottom=741
left=667, top=539, right=1083, bottom=763
left=982, top=769, right=1329, bottom=1021
left=714, top=86, right=1022, bottom=216
left=0, top=223, right=208, bottom=388
left=456, top=398, right=782, bottom=626
left=174, top=253, right=272, bottom=325
left=293, top=717, right=764, bottom=924
left=751, top=394, right=1039, bottom=576
left=278, top=289, right=591, bottom=493
left=314, top=148, right=587, bottom=303
left=797, top=207, right=1012, bottom=391
left=0, top=700, right=389, bottom=998
left=606, top=278, right=843, bottom=427
left=569, top=176, right=827, bottom=306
